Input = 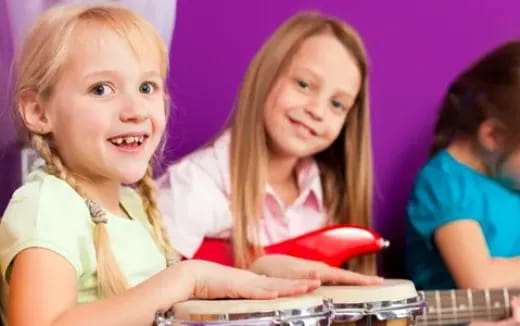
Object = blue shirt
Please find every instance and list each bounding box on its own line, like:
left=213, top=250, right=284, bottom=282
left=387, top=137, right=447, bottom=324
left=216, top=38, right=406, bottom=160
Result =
left=405, top=150, right=520, bottom=290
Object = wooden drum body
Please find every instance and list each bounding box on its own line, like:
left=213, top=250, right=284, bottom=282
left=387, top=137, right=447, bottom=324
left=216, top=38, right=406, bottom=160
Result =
left=172, top=295, right=329, bottom=326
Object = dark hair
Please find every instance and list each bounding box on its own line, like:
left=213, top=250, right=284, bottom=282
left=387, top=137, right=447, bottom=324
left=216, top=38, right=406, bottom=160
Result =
left=431, top=41, right=520, bottom=156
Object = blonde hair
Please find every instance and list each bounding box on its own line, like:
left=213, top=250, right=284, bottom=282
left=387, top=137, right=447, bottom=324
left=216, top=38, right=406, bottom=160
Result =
left=14, top=4, right=174, bottom=297
left=229, top=12, right=375, bottom=273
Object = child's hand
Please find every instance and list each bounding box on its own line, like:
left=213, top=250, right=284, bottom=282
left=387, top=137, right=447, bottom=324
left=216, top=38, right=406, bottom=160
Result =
left=184, top=259, right=321, bottom=300
left=470, top=297, right=520, bottom=326
left=249, top=254, right=383, bottom=285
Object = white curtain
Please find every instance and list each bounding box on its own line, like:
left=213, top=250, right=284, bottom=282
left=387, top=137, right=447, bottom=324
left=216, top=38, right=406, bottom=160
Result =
left=5, top=0, right=177, bottom=49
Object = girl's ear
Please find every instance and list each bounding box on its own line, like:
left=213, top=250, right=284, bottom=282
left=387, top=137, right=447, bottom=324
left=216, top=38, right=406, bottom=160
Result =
left=478, top=119, right=503, bottom=152
left=18, top=90, right=52, bottom=135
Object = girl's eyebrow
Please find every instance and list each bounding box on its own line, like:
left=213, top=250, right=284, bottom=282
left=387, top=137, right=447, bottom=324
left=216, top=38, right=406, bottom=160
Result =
left=141, top=70, right=162, bottom=80
left=83, top=70, right=120, bottom=80
left=82, top=70, right=162, bottom=80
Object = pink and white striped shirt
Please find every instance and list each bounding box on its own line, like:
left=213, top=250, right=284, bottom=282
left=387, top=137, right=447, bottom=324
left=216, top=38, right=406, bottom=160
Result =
left=156, top=132, right=328, bottom=258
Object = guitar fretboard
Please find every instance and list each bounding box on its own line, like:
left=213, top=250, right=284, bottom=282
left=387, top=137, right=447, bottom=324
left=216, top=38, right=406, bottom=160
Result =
left=416, top=288, right=520, bottom=326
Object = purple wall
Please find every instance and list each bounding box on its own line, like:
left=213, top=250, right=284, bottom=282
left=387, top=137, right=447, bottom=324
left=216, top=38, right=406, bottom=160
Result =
left=0, top=0, right=20, bottom=214
left=1, top=1, right=520, bottom=276
left=166, top=0, right=520, bottom=276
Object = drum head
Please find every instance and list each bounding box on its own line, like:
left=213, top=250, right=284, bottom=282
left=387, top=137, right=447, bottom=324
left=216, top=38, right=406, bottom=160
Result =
left=313, top=279, right=418, bottom=303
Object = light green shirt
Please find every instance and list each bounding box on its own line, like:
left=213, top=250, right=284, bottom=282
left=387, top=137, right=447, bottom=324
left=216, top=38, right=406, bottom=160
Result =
left=0, top=170, right=167, bottom=321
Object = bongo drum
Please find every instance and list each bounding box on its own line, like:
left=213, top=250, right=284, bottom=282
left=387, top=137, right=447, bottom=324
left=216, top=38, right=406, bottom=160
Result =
left=313, top=279, right=424, bottom=326
left=171, top=294, right=329, bottom=326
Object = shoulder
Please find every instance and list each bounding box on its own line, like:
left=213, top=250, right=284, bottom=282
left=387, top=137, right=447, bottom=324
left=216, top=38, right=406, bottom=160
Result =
left=0, top=170, right=92, bottom=278
left=2, top=170, right=89, bottom=225
left=408, top=150, right=487, bottom=234
left=411, top=150, right=480, bottom=199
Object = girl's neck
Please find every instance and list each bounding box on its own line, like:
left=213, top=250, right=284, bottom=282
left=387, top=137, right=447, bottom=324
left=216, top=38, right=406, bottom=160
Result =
left=74, top=174, right=124, bottom=216
left=267, top=152, right=300, bottom=186
left=266, top=151, right=303, bottom=208
left=446, top=138, right=490, bottom=175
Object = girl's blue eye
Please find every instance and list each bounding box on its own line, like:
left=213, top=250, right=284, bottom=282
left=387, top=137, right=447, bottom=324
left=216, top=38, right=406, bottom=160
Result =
left=140, top=82, right=155, bottom=94
left=297, top=80, right=309, bottom=89
left=331, top=100, right=345, bottom=110
left=91, top=83, right=113, bottom=96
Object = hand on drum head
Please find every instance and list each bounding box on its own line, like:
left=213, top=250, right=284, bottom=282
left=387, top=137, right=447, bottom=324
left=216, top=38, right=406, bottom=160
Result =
left=249, top=254, right=383, bottom=285
left=183, top=259, right=321, bottom=300
left=470, top=297, right=520, bottom=326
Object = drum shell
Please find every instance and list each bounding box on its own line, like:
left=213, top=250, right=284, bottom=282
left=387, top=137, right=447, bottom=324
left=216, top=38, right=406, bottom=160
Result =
left=316, top=280, right=425, bottom=326
left=172, top=295, right=330, bottom=326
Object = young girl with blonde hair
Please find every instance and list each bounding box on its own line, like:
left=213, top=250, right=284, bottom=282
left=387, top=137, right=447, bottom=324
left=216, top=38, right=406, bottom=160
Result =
left=158, top=12, right=376, bottom=274
left=0, top=4, right=324, bottom=325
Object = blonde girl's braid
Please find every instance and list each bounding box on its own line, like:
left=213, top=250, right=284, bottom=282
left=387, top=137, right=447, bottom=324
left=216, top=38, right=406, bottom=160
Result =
left=136, top=165, right=178, bottom=264
left=31, top=133, right=129, bottom=297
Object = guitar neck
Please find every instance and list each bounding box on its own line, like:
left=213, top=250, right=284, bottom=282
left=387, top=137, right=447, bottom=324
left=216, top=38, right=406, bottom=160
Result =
left=415, top=288, right=520, bottom=326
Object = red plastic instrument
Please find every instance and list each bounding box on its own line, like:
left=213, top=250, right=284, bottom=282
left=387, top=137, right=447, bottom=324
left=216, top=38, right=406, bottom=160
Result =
left=192, top=224, right=389, bottom=267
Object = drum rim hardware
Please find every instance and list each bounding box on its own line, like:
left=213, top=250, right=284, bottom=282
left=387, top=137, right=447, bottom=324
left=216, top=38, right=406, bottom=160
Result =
left=154, top=297, right=425, bottom=325
left=172, top=303, right=328, bottom=324
left=153, top=309, right=174, bottom=326
left=328, top=296, right=425, bottom=322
